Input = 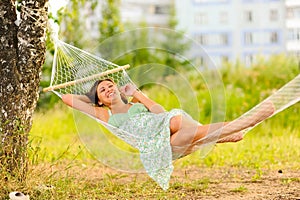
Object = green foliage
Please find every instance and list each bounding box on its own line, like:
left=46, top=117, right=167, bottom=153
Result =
left=39, top=0, right=191, bottom=109
left=2, top=54, right=300, bottom=200
left=39, top=0, right=99, bottom=109
left=35, top=51, right=300, bottom=169
left=230, top=185, right=248, bottom=193
left=57, top=0, right=99, bottom=47
left=33, top=54, right=300, bottom=166
left=180, top=54, right=300, bottom=123
left=99, top=0, right=123, bottom=43
left=97, top=0, right=191, bottom=74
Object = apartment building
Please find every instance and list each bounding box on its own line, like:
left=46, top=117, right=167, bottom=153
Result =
left=120, top=0, right=173, bottom=27
left=175, top=0, right=288, bottom=67
left=285, top=0, right=300, bottom=56
left=83, top=0, right=299, bottom=67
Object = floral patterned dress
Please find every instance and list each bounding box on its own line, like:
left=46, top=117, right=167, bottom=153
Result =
left=108, top=103, right=187, bottom=190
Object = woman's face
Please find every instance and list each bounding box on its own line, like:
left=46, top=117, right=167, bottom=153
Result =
left=96, top=80, right=120, bottom=106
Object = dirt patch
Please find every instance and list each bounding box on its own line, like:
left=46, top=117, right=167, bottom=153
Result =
left=32, top=163, right=300, bottom=199
left=170, top=167, right=300, bottom=200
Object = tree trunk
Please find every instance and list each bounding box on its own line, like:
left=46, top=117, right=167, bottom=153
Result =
left=0, top=0, right=48, bottom=179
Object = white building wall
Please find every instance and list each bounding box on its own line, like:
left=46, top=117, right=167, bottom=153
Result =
left=237, top=0, right=285, bottom=65
left=175, top=0, right=290, bottom=67
left=121, top=0, right=173, bottom=27
left=82, top=0, right=300, bottom=65
left=285, top=0, right=300, bottom=54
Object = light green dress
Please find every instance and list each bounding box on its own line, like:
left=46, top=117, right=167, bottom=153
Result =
left=108, top=103, right=186, bottom=190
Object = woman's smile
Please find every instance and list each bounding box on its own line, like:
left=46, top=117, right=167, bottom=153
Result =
left=107, top=91, right=116, bottom=99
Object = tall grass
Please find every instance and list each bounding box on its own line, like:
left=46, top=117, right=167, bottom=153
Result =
left=1, top=55, right=299, bottom=199
left=28, top=104, right=91, bottom=162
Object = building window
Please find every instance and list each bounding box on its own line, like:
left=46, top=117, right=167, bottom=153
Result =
left=293, top=7, right=300, bottom=18
left=244, top=32, right=253, bottom=45
left=195, top=34, right=207, bottom=45
left=195, top=33, right=229, bottom=46
left=245, top=54, right=254, bottom=66
left=270, top=32, right=278, bottom=43
left=149, top=5, right=169, bottom=15
left=154, top=5, right=169, bottom=15
left=269, top=9, right=278, bottom=21
left=194, top=13, right=207, bottom=25
left=286, top=8, right=294, bottom=19
left=244, top=30, right=280, bottom=45
left=288, top=28, right=300, bottom=41
left=243, top=0, right=281, bottom=2
left=219, top=11, right=228, bottom=24
left=194, top=0, right=229, bottom=3
left=244, top=11, right=253, bottom=22
left=286, top=7, right=300, bottom=19
left=220, top=33, right=229, bottom=45
left=199, top=56, right=205, bottom=66
left=221, top=55, right=229, bottom=63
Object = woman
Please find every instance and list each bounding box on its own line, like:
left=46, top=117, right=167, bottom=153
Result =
left=62, top=78, right=274, bottom=189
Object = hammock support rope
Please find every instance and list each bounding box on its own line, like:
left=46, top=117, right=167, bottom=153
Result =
left=43, top=64, right=130, bottom=92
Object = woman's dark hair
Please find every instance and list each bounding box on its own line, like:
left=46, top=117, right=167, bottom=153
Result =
left=85, top=78, right=128, bottom=107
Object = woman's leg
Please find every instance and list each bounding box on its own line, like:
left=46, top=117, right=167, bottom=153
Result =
left=194, top=101, right=275, bottom=145
left=170, top=101, right=275, bottom=156
left=170, top=119, right=228, bottom=147
left=170, top=115, right=231, bottom=155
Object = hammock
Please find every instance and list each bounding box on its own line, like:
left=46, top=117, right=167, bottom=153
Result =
left=44, top=28, right=300, bottom=190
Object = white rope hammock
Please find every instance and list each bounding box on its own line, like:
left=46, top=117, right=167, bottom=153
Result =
left=44, top=35, right=300, bottom=190
left=44, top=37, right=300, bottom=142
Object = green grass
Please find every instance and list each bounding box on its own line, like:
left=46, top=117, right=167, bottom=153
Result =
left=28, top=105, right=89, bottom=162
left=18, top=101, right=298, bottom=199
left=230, top=185, right=248, bottom=193
left=1, top=55, right=299, bottom=199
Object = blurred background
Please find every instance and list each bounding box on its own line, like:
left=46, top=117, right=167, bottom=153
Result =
left=41, top=0, right=300, bottom=110
left=26, top=2, right=299, bottom=197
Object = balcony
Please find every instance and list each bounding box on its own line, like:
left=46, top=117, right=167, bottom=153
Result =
left=286, top=19, right=300, bottom=28
left=122, top=0, right=172, bottom=6
left=286, top=41, right=300, bottom=51
left=286, top=0, right=300, bottom=7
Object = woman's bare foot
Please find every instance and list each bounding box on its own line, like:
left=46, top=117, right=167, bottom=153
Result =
left=214, top=101, right=275, bottom=143
left=217, top=131, right=244, bottom=143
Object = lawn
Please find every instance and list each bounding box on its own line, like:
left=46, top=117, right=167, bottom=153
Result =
left=1, top=55, right=299, bottom=199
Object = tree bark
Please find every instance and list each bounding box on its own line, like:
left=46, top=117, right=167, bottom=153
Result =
left=0, top=0, right=48, bottom=179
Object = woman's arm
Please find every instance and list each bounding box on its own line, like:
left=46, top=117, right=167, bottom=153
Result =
left=133, top=90, right=165, bottom=113
left=120, top=84, right=165, bottom=114
left=62, top=94, right=109, bottom=121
